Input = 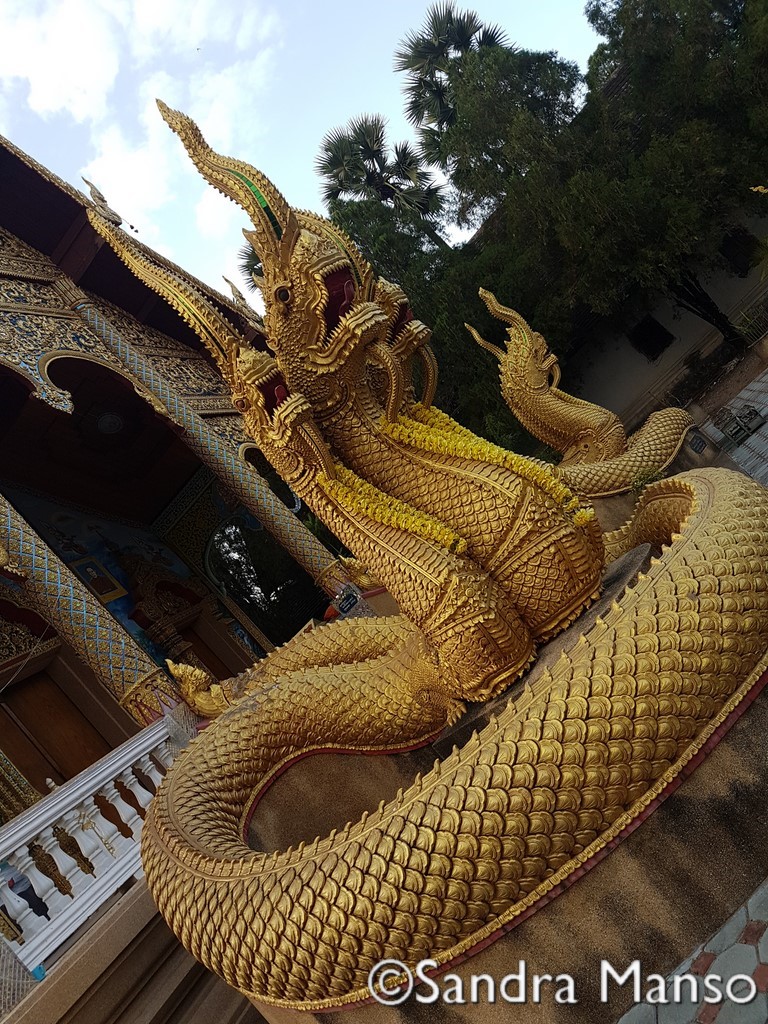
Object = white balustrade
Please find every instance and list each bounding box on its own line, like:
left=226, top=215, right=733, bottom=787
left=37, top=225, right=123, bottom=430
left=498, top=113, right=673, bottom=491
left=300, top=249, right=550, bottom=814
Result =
left=135, top=753, right=164, bottom=790
left=0, top=718, right=173, bottom=973
left=99, top=780, right=142, bottom=842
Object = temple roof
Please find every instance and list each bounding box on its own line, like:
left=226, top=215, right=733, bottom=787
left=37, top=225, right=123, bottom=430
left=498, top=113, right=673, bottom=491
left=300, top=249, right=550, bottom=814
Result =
left=0, top=133, right=263, bottom=357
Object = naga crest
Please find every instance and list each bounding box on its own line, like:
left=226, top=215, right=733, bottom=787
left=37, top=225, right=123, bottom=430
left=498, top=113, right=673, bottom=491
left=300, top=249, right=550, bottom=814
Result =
left=86, top=210, right=336, bottom=489
left=156, top=101, right=437, bottom=414
left=466, top=288, right=561, bottom=393
left=235, top=348, right=336, bottom=485
left=466, top=289, right=629, bottom=465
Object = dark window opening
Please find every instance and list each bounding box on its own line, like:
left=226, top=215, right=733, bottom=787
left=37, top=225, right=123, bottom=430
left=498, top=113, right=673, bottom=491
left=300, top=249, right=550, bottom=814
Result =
left=207, top=519, right=329, bottom=644
left=243, top=447, right=348, bottom=558
left=627, top=316, right=675, bottom=362
left=720, top=228, right=761, bottom=279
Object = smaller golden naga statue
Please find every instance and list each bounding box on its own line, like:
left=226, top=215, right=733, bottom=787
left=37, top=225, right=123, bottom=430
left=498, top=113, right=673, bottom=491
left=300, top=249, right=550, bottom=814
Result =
left=467, top=289, right=694, bottom=496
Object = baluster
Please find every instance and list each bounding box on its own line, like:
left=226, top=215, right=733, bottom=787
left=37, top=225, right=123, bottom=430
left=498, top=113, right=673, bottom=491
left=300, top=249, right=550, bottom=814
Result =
left=51, top=822, right=95, bottom=892
left=86, top=795, right=130, bottom=859
left=99, top=781, right=142, bottom=841
left=152, top=739, right=173, bottom=771
left=42, top=781, right=98, bottom=883
left=118, top=767, right=152, bottom=815
left=58, top=806, right=111, bottom=877
left=7, top=845, right=68, bottom=919
left=1, top=880, right=44, bottom=945
left=135, top=753, right=164, bottom=790
left=32, top=826, right=76, bottom=901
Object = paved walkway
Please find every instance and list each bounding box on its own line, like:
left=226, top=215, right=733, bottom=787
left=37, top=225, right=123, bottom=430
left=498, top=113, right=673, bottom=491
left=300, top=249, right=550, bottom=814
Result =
left=617, top=878, right=768, bottom=1024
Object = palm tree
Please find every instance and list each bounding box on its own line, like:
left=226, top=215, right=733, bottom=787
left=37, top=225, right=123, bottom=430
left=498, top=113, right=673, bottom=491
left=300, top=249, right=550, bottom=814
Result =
left=315, top=114, right=449, bottom=249
left=393, top=2, right=508, bottom=166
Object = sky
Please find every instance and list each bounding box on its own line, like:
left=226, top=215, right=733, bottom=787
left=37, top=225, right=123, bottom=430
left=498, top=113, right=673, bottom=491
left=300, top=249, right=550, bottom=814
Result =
left=0, top=0, right=601, bottom=298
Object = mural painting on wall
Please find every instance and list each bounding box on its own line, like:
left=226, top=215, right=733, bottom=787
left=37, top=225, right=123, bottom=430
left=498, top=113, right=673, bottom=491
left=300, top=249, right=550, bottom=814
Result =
left=70, top=558, right=127, bottom=603
left=5, top=488, right=203, bottom=666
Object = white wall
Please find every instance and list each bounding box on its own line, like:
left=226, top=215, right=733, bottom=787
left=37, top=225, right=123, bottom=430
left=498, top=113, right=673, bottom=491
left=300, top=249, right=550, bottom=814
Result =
left=570, top=219, right=768, bottom=428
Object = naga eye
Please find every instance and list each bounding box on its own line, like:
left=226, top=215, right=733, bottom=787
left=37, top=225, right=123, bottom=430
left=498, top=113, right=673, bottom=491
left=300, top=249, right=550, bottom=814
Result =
left=275, top=285, right=292, bottom=304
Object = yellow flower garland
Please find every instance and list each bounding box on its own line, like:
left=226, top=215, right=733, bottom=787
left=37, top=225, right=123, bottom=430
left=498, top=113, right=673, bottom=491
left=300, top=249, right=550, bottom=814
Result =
left=386, top=403, right=596, bottom=525
left=321, top=463, right=468, bottom=555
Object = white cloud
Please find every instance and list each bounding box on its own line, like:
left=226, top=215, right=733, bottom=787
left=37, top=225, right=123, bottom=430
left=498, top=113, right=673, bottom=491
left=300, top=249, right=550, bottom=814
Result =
left=79, top=73, right=192, bottom=241
left=0, top=95, right=10, bottom=137
left=233, top=7, right=280, bottom=49
left=126, top=0, right=269, bottom=64
left=186, top=54, right=275, bottom=153
left=0, top=0, right=122, bottom=122
left=0, top=0, right=282, bottom=293
left=194, top=186, right=245, bottom=241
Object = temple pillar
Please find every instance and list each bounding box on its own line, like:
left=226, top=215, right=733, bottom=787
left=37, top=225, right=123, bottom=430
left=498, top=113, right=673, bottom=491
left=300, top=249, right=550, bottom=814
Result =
left=0, top=751, right=41, bottom=825
left=0, top=494, right=177, bottom=725
left=61, top=286, right=349, bottom=597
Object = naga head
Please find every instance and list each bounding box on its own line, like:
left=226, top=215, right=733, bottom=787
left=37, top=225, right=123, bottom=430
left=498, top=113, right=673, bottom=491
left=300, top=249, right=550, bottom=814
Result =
left=372, top=277, right=438, bottom=409
left=235, top=347, right=335, bottom=487
left=88, top=208, right=336, bottom=490
left=156, top=102, right=401, bottom=402
left=466, top=288, right=561, bottom=394
left=156, top=102, right=439, bottom=413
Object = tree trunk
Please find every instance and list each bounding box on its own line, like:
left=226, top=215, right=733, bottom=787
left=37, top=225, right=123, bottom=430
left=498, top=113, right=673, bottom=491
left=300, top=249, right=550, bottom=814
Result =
left=669, top=271, right=749, bottom=355
left=421, top=221, right=452, bottom=251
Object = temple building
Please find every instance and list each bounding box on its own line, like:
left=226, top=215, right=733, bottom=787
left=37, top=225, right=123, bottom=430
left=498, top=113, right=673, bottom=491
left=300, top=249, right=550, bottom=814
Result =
left=0, top=133, right=358, bottom=1023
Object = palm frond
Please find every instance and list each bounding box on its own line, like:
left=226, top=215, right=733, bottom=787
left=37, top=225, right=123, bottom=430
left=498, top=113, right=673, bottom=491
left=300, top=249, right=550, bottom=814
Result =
left=449, top=10, right=483, bottom=52
left=476, top=23, right=510, bottom=48
left=238, top=243, right=263, bottom=292
left=392, top=140, right=423, bottom=182
left=417, top=125, right=448, bottom=169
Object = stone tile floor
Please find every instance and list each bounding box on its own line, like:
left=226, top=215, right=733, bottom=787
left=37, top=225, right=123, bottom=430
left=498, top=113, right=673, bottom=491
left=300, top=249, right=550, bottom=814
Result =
left=617, top=879, right=768, bottom=1023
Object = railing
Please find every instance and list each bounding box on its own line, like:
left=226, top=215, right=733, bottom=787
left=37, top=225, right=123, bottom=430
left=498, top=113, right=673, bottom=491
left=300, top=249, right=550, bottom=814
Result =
left=0, top=719, right=172, bottom=974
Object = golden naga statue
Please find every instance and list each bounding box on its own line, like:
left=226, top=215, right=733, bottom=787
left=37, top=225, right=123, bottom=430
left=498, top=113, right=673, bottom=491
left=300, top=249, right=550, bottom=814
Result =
left=86, top=103, right=768, bottom=1013
left=467, top=290, right=695, bottom=496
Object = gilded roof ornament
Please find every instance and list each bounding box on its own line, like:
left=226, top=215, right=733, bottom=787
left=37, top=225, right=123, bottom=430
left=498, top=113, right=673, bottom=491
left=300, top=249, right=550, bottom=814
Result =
left=82, top=178, right=124, bottom=228
left=222, top=275, right=264, bottom=329
left=87, top=210, right=242, bottom=389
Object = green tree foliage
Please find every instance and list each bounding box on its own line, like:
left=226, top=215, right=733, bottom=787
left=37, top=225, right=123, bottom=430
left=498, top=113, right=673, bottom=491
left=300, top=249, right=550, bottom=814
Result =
left=451, top=0, right=768, bottom=359
left=555, top=0, right=768, bottom=348
left=393, top=2, right=507, bottom=167
left=315, top=114, right=448, bottom=249
left=440, top=46, right=581, bottom=224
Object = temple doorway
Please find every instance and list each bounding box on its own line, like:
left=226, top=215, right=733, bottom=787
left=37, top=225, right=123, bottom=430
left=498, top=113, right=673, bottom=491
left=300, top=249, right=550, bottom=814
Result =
left=0, top=357, right=328, bottom=786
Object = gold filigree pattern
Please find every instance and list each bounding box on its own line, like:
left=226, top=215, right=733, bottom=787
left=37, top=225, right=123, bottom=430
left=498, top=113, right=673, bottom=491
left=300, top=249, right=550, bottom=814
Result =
left=0, top=494, right=174, bottom=723
left=0, top=242, right=132, bottom=411
left=0, top=618, right=39, bottom=661
left=0, top=753, right=41, bottom=825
